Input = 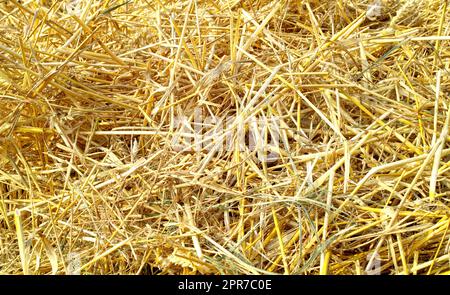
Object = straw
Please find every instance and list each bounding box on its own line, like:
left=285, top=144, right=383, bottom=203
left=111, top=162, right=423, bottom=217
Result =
left=1, top=0, right=450, bottom=274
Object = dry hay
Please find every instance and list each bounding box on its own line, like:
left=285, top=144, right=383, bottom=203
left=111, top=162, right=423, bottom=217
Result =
left=1, top=0, right=450, bottom=275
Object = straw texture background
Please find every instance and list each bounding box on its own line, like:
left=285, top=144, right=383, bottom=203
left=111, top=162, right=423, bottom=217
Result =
left=1, top=0, right=450, bottom=274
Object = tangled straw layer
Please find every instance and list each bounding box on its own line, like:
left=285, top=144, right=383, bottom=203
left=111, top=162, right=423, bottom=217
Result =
left=1, top=0, right=450, bottom=274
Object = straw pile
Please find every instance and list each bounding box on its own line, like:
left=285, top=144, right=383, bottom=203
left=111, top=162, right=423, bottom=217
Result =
left=1, top=0, right=450, bottom=275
